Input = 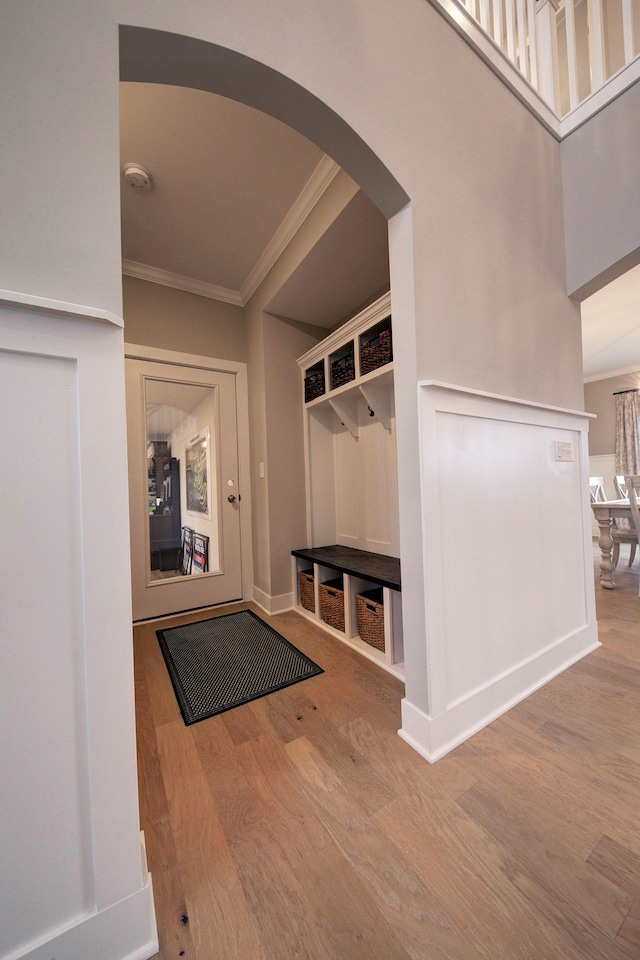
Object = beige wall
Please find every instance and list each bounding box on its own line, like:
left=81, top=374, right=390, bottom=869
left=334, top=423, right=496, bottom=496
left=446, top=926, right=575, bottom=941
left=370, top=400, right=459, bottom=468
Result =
left=123, top=275, right=246, bottom=361
left=263, top=314, right=317, bottom=595
left=400, top=30, right=582, bottom=408
left=585, top=370, right=640, bottom=455
left=243, top=170, right=357, bottom=598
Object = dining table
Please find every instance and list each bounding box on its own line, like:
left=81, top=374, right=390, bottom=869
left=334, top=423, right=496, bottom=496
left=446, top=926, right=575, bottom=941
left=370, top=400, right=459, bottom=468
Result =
left=591, top=498, right=636, bottom=589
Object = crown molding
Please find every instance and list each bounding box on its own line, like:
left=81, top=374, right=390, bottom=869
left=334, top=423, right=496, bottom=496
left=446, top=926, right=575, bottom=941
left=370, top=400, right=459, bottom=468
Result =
left=122, top=154, right=341, bottom=308
left=122, top=260, right=243, bottom=306
left=583, top=364, right=640, bottom=383
left=239, top=155, right=341, bottom=304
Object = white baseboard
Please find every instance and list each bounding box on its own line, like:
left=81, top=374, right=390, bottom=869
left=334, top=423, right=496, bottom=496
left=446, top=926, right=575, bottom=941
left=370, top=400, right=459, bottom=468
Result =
left=399, top=624, right=600, bottom=763
left=12, top=879, right=158, bottom=960
left=252, top=586, right=295, bottom=615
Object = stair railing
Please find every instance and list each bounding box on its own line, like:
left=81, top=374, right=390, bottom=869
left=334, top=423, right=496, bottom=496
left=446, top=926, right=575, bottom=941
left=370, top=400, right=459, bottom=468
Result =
left=443, top=0, right=640, bottom=126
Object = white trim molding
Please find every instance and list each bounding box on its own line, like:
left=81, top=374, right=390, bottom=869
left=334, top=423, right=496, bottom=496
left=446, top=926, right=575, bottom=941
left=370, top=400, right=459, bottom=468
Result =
left=239, top=155, right=341, bottom=303
left=0, top=288, right=124, bottom=327
left=122, top=260, right=243, bottom=306
left=584, top=364, right=640, bottom=384
left=252, top=586, right=295, bottom=616
left=14, top=880, right=157, bottom=960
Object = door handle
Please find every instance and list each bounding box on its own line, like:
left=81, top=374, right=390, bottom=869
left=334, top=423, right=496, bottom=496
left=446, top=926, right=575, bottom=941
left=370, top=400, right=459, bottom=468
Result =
left=227, top=495, right=237, bottom=503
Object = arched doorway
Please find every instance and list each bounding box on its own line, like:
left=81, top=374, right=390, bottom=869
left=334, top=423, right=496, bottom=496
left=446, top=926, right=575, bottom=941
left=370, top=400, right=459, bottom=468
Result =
left=118, top=25, right=423, bottom=676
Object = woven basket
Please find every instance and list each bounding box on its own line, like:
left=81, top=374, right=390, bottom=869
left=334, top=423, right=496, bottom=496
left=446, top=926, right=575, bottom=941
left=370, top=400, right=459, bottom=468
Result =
left=298, top=569, right=315, bottom=612
left=319, top=577, right=345, bottom=631
left=304, top=370, right=325, bottom=402
left=330, top=354, right=355, bottom=390
left=360, top=327, right=392, bottom=376
left=356, top=588, right=385, bottom=650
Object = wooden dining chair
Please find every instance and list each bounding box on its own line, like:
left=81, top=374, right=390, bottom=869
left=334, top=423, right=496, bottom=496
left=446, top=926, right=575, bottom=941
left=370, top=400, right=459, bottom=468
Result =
left=615, top=475, right=629, bottom=500
left=589, top=476, right=607, bottom=503
left=624, top=477, right=640, bottom=590
left=589, top=476, right=637, bottom=568
left=613, top=474, right=637, bottom=566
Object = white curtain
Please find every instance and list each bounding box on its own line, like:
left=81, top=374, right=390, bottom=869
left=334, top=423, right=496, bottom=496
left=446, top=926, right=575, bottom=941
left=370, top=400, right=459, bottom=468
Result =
left=615, top=391, right=640, bottom=476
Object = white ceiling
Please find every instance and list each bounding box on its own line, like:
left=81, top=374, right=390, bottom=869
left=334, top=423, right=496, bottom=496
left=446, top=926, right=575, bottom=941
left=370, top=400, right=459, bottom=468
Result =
left=581, top=263, right=640, bottom=378
left=119, top=82, right=389, bottom=329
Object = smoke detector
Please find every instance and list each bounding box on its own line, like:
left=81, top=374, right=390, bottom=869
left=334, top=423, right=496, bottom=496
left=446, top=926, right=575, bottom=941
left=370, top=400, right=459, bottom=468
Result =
left=123, top=163, right=152, bottom=191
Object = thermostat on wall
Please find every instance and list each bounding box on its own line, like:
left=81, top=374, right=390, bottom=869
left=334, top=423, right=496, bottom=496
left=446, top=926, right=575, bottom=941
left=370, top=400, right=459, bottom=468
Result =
left=554, top=440, right=574, bottom=462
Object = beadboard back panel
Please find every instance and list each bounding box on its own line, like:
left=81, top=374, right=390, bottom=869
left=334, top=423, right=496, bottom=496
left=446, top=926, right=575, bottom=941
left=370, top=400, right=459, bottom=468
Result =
left=333, top=401, right=399, bottom=554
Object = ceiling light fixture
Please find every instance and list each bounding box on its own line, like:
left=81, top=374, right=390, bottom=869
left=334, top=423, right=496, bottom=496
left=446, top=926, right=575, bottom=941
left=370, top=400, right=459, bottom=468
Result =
left=123, top=163, right=153, bottom=191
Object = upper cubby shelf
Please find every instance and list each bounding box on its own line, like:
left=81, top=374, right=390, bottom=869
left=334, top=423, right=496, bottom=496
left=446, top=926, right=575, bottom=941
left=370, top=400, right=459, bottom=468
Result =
left=298, top=292, right=393, bottom=436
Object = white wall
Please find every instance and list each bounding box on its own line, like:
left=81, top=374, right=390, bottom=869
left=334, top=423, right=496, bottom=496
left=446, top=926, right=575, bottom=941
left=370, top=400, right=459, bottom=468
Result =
left=562, top=79, right=640, bottom=299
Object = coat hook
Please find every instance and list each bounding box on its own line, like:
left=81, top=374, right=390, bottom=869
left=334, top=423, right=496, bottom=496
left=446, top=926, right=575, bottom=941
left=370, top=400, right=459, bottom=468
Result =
left=368, top=406, right=375, bottom=417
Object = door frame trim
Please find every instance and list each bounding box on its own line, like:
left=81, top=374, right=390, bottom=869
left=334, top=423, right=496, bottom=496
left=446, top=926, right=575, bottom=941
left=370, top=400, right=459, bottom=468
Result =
left=124, top=342, right=253, bottom=604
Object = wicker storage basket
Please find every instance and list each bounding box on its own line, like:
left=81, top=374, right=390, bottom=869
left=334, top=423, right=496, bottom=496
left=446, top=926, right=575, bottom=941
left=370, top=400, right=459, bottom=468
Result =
left=304, top=370, right=325, bottom=403
left=330, top=354, right=355, bottom=390
left=360, top=327, right=392, bottom=376
left=356, top=587, right=385, bottom=650
left=298, top=569, right=315, bottom=612
left=318, top=577, right=345, bottom=631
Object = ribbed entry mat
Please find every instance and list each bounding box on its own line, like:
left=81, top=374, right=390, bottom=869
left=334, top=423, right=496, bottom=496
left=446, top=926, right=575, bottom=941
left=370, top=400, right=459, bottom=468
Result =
left=156, top=610, right=324, bottom=725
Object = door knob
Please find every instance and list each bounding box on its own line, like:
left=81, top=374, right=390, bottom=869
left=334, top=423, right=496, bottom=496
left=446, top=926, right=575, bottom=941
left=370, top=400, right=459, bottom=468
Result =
left=227, top=494, right=237, bottom=503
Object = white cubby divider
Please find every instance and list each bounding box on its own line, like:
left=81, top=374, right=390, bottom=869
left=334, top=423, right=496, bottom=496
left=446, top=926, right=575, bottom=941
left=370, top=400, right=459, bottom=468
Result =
left=291, top=552, right=404, bottom=680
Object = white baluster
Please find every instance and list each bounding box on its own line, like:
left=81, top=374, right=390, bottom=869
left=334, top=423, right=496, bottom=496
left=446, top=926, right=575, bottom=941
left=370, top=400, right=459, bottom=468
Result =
left=492, top=0, right=504, bottom=48
left=505, top=0, right=517, bottom=63
left=515, top=0, right=529, bottom=75
left=527, top=0, right=538, bottom=88
left=479, top=0, right=491, bottom=32
left=587, top=0, right=605, bottom=88
left=535, top=0, right=560, bottom=111
left=564, top=0, right=579, bottom=110
left=622, top=0, right=636, bottom=65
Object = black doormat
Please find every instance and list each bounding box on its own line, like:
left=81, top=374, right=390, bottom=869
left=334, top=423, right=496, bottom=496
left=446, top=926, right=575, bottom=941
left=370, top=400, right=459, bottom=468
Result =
left=156, top=609, right=324, bottom=725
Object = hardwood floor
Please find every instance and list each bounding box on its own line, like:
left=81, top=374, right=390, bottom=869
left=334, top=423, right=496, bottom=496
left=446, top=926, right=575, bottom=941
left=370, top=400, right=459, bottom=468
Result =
left=135, top=552, right=640, bottom=959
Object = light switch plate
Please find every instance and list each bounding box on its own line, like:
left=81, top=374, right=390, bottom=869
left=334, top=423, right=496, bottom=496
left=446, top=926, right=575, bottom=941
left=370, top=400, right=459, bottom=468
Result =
left=555, top=440, right=574, bottom=462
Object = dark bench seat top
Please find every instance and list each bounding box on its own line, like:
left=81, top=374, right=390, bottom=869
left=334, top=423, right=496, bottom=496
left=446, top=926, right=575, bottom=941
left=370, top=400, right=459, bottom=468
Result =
left=292, top=544, right=401, bottom=591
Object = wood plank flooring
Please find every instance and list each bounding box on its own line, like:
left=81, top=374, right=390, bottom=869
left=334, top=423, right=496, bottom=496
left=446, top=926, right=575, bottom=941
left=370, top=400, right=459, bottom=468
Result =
left=135, top=550, right=640, bottom=959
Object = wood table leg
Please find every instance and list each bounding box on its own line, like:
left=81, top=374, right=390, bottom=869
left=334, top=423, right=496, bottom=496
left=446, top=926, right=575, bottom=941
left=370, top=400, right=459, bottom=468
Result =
left=595, top=517, right=616, bottom=588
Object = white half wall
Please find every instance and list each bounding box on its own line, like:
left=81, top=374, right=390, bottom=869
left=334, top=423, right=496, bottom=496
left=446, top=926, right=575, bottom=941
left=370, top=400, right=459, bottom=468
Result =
left=0, top=301, right=157, bottom=960
left=399, top=382, right=600, bottom=762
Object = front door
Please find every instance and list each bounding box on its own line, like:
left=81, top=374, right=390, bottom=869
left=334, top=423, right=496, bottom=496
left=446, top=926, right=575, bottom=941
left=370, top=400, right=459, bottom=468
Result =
left=126, top=358, right=243, bottom=621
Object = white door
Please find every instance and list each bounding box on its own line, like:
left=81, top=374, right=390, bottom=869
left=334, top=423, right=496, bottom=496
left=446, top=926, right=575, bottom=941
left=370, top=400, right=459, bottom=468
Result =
left=126, top=358, right=243, bottom=620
